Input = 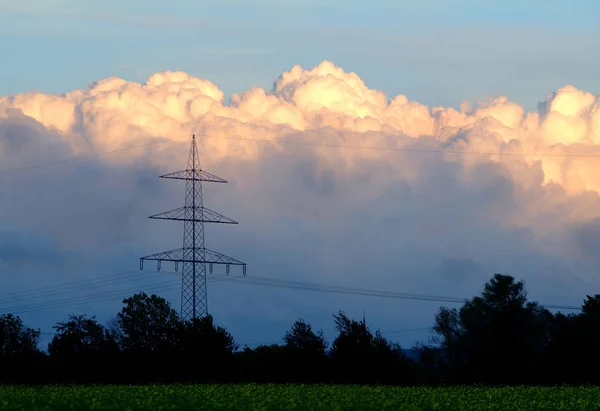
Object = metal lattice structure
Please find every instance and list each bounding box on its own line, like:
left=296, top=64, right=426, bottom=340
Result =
left=140, top=134, right=246, bottom=319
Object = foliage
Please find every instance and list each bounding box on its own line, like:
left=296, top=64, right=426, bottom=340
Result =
left=174, top=315, right=238, bottom=382
left=116, top=292, right=180, bottom=352
left=330, top=311, right=417, bottom=384
left=283, top=318, right=327, bottom=354
left=432, top=274, right=552, bottom=384
left=0, top=313, right=43, bottom=384
left=1, top=273, right=600, bottom=386
left=0, top=313, right=40, bottom=358
left=48, top=315, right=117, bottom=357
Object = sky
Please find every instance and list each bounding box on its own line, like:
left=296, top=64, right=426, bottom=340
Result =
left=1, top=1, right=600, bottom=350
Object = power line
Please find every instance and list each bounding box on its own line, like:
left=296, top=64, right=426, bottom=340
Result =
left=0, top=270, right=161, bottom=304
left=3, top=133, right=600, bottom=177
left=0, top=269, right=583, bottom=317
left=140, top=270, right=584, bottom=311
left=1, top=280, right=178, bottom=314
left=205, top=134, right=600, bottom=158
left=211, top=275, right=583, bottom=310
left=0, top=138, right=171, bottom=175
left=0, top=276, right=235, bottom=316
left=139, top=134, right=247, bottom=320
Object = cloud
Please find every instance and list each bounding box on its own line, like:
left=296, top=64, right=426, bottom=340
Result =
left=1, top=60, right=600, bottom=347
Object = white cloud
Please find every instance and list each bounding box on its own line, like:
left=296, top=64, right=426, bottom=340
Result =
left=1, top=60, right=600, bottom=345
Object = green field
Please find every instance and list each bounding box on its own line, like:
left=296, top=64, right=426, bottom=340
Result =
left=0, top=384, right=598, bottom=410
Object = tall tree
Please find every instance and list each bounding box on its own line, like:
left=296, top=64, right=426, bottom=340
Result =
left=330, top=311, right=412, bottom=384
left=577, top=294, right=600, bottom=382
left=282, top=319, right=328, bottom=382
left=0, top=314, right=43, bottom=383
left=283, top=319, right=327, bottom=354
left=115, top=292, right=181, bottom=383
left=116, top=292, right=180, bottom=353
left=433, top=273, right=551, bottom=384
left=176, top=315, right=237, bottom=382
left=48, top=314, right=117, bottom=357
left=0, top=313, right=40, bottom=358
left=48, top=314, right=119, bottom=383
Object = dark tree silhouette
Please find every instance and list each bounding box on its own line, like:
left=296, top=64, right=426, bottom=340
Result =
left=0, top=313, right=43, bottom=383
left=175, top=315, right=238, bottom=382
left=433, top=274, right=552, bottom=384
left=48, top=314, right=119, bottom=383
left=0, top=313, right=40, bottom=358
left=284, top=319, right=327, bottom=353
left=330, top=311, right=416, bottom=384
left=236, top=344, right=288, bottom=383
left=48, top=314, right=117, bottom=356
left=582, top=294, right=600, bottom=317
left=116, top=292, right=180, bottom=352
left=115, top=292, right=180, bottom=383
left=544, top=311, right=581, bottom=384
left=282, top=319, right=329, bottom=382
left=577, top=294, right=600, bottom=382
left=2, top=273, right=600, bottom=386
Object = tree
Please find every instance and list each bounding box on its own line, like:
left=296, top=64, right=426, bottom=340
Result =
left=47, top=314, right=119, bottom=383
left=0, top=313, right=40, bottom=358
left=330, top=311, right=413, bottom=384
left=582, top=294, right=600, bottom=318
left=236, top=344, right=288, bottom=383
left=283, top=319, right=327, bottom=354
left=0, top=314, right=43, bottom=383
left=114, top=292, right=181, bottom=383
left=179, top=315, right=237, bottom=354
left=105, top=315, right=123, bottom=347
left=48, top=314, right=117, bottom=357
left=576, top=294, right=600, bottom=383
left=433, top=273, right=552, bottom=384
left=175, top=315, right=237, bottom=382
left=116, top=292, right=180, bottom=353
left=544, top=311, right=581, bottom=384
left=282, top=319, right=329, bottom=382
left=330, top=311, right=374, bottom=360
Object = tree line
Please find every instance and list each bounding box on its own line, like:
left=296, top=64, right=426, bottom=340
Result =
left=0, top=273, right=599, bottom=385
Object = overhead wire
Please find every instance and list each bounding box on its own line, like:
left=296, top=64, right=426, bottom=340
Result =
left=0, top=134, right=586, bottom=319
left=204, top=135, right=600, bottom=158
left=0, top=268, right=582, bottom=317
left=205, top=274, right=582, bottom=310
left=0, top=275, right=232, bottom=315
left=2, top=280, right=178, bottom=314
left=0, top=138, right=171, bottom=175
left=0, top=270, right=161, bottom=304
left=2, top=133, right=600, bottom=178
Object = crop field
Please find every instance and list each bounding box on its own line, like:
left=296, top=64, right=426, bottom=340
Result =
left=0, top=384, right=598, bottom=410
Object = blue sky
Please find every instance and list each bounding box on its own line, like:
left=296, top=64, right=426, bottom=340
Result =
left=1, top=0, right=599, bottom=110
left=2, top=1, right=600, bottom=349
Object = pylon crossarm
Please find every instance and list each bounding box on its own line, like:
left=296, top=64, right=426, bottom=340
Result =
left=204, top=248, right=246, bottom=265
left=140, top=247, right=246, bottom=265
left=149, top=206, right=238, bottom=224
left=159, top=169, right=228, bottom=183
left=139, top=134, right=247, bottom=319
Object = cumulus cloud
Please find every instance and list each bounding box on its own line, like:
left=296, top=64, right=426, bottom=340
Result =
left=1, top=60, right=600, bottom=347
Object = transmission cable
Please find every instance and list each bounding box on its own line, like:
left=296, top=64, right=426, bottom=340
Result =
left=4, top=133, right=600, bottom=178
left=0, top=270, right=583, bottom=316
left=0, top=270, right=162, bottom=304
left=0, top=138, right=172, bottom=175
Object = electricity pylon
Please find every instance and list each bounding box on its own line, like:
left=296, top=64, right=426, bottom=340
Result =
left=139, top=135, right=246, bottom=319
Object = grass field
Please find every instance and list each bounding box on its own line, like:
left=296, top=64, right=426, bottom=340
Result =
left=0, top=384, right=598, bottom=410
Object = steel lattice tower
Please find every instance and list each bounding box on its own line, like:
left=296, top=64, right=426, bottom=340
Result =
left=140, top=134, right=246, bottom=319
